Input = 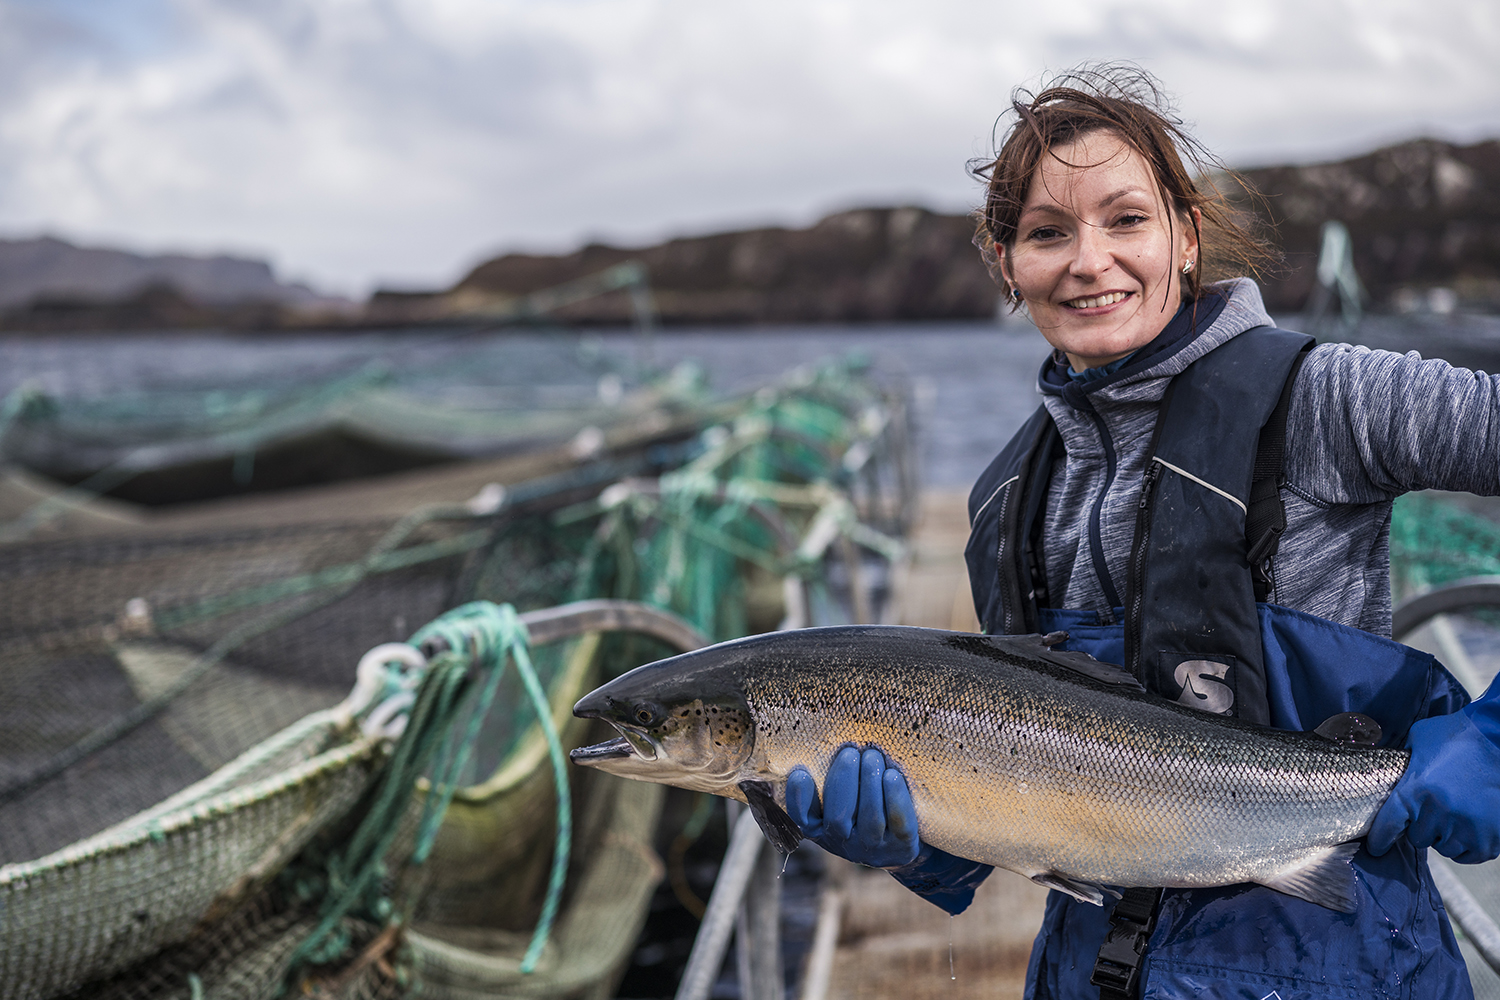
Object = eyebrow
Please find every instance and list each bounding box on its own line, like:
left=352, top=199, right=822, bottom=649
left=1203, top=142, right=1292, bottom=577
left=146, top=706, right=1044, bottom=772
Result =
left=1099, top=186, right=1151, bottom=206
left=1020, top=186, right=1155, bottom=220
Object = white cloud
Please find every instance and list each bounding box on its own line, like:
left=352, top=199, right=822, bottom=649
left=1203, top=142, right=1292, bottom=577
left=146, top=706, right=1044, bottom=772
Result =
left=0, top=0, right=1495, bottom=295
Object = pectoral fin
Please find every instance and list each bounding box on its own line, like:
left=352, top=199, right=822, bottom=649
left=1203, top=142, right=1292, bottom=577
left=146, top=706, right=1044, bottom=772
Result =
left=1255, top=841, right=1360, bottom=913
left=1029, top=871, right=1117, bottom=906
left=738, top=779, right=803, bottom=855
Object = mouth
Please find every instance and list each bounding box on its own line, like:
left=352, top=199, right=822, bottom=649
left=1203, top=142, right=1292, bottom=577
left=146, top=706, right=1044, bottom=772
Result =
left=569, top=736, right=634, bottom=764
left=1061, top=290, right=1131, bottom=312
left=571, top=722, right=658, bottom=765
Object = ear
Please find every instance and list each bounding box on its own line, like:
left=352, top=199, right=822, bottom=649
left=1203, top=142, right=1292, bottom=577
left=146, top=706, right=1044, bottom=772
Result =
left=1183, top=206, right=1202, bottom=270
left=997, top=245, right=1018, bottom=296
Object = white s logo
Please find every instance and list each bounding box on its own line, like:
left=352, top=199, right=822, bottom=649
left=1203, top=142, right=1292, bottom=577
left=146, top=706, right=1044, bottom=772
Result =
left=1173, top=659, right=1235, bottom=715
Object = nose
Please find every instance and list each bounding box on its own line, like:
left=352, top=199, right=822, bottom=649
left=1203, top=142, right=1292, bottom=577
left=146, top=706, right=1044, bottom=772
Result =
left=1069, top=224, right=1112, bottom=279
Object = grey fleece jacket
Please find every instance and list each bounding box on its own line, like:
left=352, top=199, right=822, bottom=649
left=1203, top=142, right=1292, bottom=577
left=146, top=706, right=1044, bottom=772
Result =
left=1037, top=277, right=1500, bottom=636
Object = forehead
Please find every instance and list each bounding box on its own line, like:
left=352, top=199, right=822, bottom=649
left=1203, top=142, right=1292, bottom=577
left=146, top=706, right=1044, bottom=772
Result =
left=1022, top=132, right=1161, bottom=215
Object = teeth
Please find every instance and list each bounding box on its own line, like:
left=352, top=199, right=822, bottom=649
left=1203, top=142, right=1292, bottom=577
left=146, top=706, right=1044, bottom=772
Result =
left=1065, top=291, right=1128, bottom=309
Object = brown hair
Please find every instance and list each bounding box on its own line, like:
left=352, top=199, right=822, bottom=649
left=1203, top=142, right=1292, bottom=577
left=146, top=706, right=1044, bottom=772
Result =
left=970, top=63, right=1275, bottom=304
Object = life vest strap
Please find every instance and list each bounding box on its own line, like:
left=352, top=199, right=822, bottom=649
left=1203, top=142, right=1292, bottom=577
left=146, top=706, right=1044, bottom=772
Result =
left=1247, top=345, right=1312, bottom=601
left=1090, top=886, right=1164, bottom=1000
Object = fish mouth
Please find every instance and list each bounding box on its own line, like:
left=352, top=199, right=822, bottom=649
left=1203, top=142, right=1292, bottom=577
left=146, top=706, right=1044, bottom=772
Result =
left=571, top=723, right=659, bottom=764
left=573, top=693, right=661, bottom=761
left=569, top=736, right=634, bottom=764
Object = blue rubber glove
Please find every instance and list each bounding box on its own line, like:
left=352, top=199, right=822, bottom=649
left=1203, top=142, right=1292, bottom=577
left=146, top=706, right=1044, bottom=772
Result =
left=786, top=746, right=919, bottom=868
left=786, top=745, right=993, bottom=914
left=1368, top=682, right=1500, bottom=865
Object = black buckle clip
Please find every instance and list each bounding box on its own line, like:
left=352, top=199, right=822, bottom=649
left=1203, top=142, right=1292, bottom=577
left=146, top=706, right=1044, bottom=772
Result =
left=1090, top=888, right=1162, bottom=999
left=1091, top=925, right=1146, bottom=995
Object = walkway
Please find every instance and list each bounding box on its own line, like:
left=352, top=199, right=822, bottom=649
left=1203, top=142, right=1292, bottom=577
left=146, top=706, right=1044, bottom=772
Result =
left=815, top=490, right=1048, bottom=1000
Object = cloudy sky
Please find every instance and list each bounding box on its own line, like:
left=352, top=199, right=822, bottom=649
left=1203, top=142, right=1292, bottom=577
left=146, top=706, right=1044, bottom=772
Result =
left=1, top=0, right=1497, bottom=297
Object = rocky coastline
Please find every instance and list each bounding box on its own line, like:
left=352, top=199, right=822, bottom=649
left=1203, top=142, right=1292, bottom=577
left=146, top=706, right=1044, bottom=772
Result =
left=2, top=136, right=1496, bottom=332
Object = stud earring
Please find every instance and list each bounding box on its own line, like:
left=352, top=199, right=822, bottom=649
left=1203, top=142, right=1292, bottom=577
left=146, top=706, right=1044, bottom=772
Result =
left=1011, top=287, right=1024, bottom=303
left=1182, top=260, right=1195, bottom=275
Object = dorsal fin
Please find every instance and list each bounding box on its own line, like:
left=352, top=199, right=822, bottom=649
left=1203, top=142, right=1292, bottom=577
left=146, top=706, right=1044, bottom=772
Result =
left=1021, top=634, right=1144, bottom=691
left=1312, top=712, right=1382, bottom=747
left=944, top=633, right=1145, bottom=691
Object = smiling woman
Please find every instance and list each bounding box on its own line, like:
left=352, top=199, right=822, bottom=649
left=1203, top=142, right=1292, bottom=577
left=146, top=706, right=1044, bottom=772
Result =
left=1003, top=131, right=1198, bottom=369
left=971, top=64, right=1272, bottom=371
left=787, top=62, right=1500, bottom=1000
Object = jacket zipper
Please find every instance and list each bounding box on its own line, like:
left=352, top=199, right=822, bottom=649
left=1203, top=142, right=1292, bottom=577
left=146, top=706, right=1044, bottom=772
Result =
left=1124, top=459, right=1160, bottom=680
left=1084, top=409, right=1123, bottom=612
left=994, top=482, right=1020, bottom=634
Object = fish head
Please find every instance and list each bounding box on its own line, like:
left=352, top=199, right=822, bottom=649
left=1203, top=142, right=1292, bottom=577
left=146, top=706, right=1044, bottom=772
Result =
left=569, top=649, right=755, bottom=794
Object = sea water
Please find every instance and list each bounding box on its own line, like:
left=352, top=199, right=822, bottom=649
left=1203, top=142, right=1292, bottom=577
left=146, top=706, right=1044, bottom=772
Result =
left=0, top=319, right=1050, bottom=488
left=0, top=310, right=1495, bottom=489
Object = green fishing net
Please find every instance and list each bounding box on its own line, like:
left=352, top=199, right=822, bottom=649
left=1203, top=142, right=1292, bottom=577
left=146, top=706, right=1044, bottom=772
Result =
left=0, top=357, right=913, bottom=1000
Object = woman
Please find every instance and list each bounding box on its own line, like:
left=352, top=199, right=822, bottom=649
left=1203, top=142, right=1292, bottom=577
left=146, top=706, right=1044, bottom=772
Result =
left=787, top=65, right=1500, bottom=999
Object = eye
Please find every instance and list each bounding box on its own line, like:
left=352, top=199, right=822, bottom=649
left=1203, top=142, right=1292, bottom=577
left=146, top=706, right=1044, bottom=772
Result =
left=635, top=707, right=655, bottom=725
left=1115, top=212, right=1149, bottom=228
left=1025, top=225, right=1064, bottom=242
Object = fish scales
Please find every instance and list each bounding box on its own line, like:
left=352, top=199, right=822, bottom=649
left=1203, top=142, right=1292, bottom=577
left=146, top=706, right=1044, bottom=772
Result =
left=571, top=625, right=1409, bottom=909
left=738, top=643, right=1396, bottom=888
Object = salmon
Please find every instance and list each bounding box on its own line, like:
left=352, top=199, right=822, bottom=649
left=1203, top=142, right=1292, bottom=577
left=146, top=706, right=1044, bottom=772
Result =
left=570, top=625, right=1406, bottom=911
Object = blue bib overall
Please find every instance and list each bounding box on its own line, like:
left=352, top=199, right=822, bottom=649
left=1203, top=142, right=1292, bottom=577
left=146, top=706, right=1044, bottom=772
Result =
left=965, top=327, right=1474, bottom=999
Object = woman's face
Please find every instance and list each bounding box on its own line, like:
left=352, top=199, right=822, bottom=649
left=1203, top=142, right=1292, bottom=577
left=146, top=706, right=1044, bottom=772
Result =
left=1001, top=131, right=1198, bottom=371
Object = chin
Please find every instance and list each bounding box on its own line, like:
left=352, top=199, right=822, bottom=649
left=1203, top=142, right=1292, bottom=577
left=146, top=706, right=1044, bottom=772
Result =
left=1052, top=321, right=1162, bottom=368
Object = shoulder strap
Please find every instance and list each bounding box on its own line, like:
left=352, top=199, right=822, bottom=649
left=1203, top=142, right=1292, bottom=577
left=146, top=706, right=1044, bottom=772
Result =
left=1246, top=344, right=1313, bottom=602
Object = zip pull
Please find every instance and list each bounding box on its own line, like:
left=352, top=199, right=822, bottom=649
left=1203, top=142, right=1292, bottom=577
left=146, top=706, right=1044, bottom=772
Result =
left=1138, top=462, right=1160, bottom=509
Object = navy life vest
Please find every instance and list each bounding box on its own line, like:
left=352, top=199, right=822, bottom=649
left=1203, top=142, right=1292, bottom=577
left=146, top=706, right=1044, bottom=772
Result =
left=964, top=326, right=1476, bottom=1000
left=965, top=326, right=1316, bottom=724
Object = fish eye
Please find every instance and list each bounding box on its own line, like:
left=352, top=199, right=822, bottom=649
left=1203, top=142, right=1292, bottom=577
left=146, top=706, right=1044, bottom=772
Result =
left=634, top=705, right=659, bottom=725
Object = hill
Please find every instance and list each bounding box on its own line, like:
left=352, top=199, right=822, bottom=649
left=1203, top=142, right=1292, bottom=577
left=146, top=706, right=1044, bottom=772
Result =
left=0, top=236, right=351, bottom=331
left=373, top=137, right=1500, bottom=326
left=368, top=206, right=997, bottom=326
left=5, top=135, right=1497, bottom=331
left=1235, top=138, right=1500, bottom=311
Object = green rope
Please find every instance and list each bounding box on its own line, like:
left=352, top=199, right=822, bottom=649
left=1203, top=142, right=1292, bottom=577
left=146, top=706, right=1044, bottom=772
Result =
left=286, top=601, right=573, bottom=987
left=551, top=356, right=903, bottom=641
left=406, top=601, right=571, bottom=972
left=0, top=380, right=50, bottom=442
left=406, top=602, right=523, bottom=863
left=283, top=648, right=469, bottom=983
left=513, top=638, right=572, bottom=972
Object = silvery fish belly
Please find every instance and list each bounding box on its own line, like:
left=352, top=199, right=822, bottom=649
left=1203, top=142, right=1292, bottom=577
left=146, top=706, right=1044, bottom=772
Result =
left=570, top=625, right=1408, bottom=912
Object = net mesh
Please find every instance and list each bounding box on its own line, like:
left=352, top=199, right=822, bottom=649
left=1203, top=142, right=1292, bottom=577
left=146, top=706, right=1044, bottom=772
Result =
left=0, top=330, right=680, bottom=510
left=1391, top=491, right=1500, bottom=601
left=0, top=356, right=913, bottom=1000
